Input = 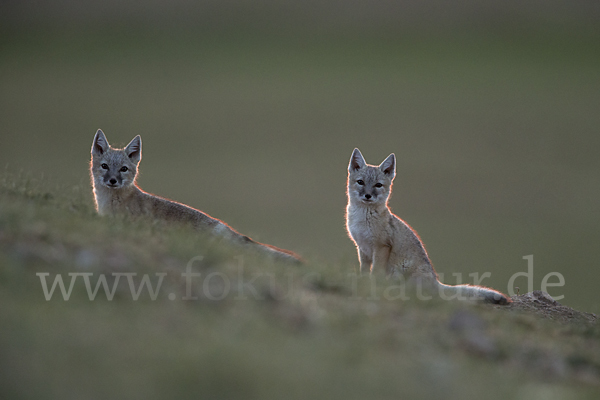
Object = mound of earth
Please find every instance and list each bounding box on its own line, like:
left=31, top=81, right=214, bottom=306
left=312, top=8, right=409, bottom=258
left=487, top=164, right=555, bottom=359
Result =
left=498, top=290, right=597, bottom=324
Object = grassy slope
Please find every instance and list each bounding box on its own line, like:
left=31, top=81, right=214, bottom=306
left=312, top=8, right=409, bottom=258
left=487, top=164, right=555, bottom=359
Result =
left=1, top=174, right=599, bottom=399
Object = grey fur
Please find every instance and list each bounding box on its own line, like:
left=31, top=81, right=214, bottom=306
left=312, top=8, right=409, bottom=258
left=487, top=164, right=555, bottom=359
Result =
left=90, top=129, right=301, bottom=264
left=346, top=148, right=510, bottom=304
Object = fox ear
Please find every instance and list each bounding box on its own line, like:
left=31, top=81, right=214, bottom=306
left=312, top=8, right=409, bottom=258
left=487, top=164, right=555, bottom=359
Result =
left=349, top=148, right=366, bottom=172
left=92, top=129, right=109, bottom=156
left=124, top=135, right=142, bottom=164
left=379, top=153, right=396, bottom=179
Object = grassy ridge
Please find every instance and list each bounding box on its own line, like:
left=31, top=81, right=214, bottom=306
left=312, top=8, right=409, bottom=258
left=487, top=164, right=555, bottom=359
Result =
left=1, top=173, right=599, bottom=399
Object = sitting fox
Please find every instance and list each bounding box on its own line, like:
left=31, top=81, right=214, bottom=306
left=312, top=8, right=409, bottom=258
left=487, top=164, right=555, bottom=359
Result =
left=346, top=148, right=510, bottom=304
left=90, top=129, right=301, bottom=263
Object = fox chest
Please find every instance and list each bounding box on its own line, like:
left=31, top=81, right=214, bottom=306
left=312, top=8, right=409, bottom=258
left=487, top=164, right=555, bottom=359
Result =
left=347, top=211, right=390, bottom=254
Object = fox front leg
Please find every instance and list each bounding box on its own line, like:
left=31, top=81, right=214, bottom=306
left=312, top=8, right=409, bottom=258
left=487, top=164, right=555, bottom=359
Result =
left=372, top=245, right=392, bottom=276
left=358, top=249, right=372, bottom=275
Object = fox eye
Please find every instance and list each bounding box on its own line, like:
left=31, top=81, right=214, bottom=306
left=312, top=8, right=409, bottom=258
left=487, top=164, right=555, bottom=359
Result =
left=374, top=183, right=383, bottom=188
left=120, top=166, right=128, bottom=172
left=101, top=163, right=108, bottom=170
left=356, top=180, right=364, bottom=185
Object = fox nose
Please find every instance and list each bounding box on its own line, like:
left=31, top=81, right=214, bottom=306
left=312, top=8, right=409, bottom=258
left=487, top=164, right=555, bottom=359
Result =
left=109, top=178, right=117, bottom=185
left=365, top=194, right=372, bottom=199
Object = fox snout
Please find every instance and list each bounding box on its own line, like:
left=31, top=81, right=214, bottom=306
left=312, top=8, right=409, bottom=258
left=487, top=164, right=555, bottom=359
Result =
left=103, top=172, right=123, bottom=188
left=361, top=192, right=374, bottom=202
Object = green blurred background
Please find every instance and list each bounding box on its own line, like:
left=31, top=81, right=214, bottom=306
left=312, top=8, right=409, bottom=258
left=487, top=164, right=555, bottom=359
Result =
left=1, top=1, right=599, bottom=313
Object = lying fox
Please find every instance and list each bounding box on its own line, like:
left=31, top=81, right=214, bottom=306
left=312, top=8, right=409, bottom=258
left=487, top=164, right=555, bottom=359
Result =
left=90, top=129, right=301, bottom=263
left=346, top=148, right=510, bottom=304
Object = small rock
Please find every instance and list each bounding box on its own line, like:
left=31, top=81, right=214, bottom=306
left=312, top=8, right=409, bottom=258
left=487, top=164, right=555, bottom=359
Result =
left=522, top=291, right=559, bottom=306
left=75, top=249, right=99, bottom=269
left=448, top=309, right=497, bottom=357
left=448, top=309, right=486, bottom=332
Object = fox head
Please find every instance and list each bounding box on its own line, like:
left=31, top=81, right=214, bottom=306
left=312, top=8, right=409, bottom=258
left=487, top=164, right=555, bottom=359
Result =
left=347, top=148, right=396, bottom=207
left=90, top=129, right=141, bottom=190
